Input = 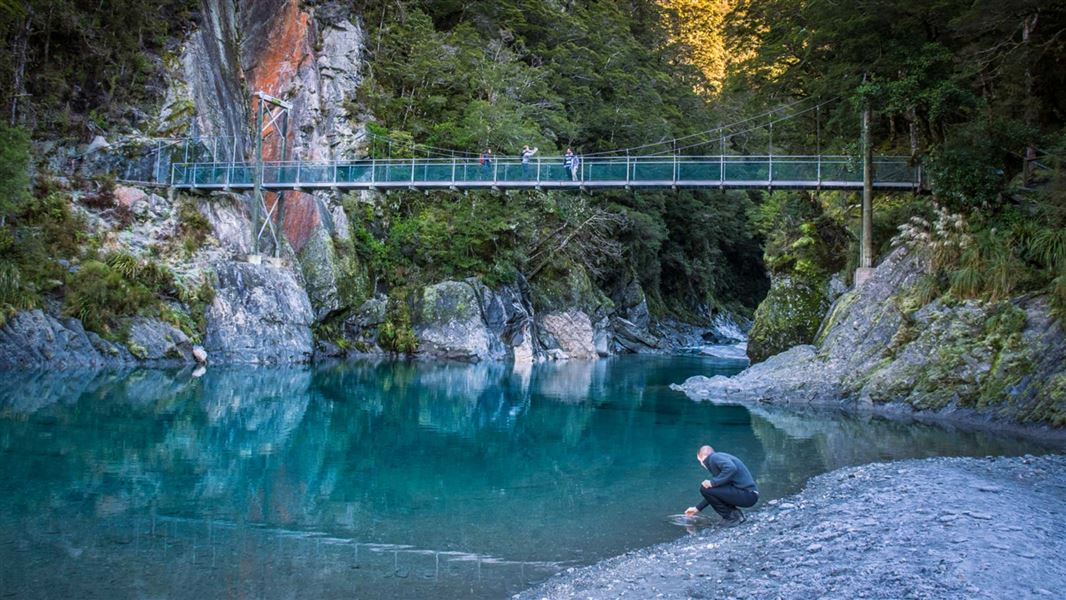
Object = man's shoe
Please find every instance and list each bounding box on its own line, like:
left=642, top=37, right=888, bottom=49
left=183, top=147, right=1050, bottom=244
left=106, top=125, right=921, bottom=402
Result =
left=719, top=509, right=745, bottom=527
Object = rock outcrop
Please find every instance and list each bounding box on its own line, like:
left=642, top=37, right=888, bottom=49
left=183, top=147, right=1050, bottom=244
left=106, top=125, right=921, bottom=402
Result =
left=746, top=273, right=831, bottom=363
left=674, top=247, right=1066, bottom=427
left=125, top=316, right=195, bottom=361
left=0, top=310, right=204, bottom=369
left=203, top=261, right=315, bottom=363
left=414, top=280, right=501, bottom=362
left=538, top=309, right=603, bottom=360
left=0, top=311, right=114, bottom=369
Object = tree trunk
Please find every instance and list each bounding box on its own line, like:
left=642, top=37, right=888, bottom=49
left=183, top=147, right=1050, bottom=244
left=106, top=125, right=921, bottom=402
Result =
left=1022, top=10, right=1039, bottom=186
left=9, top=14, right=32, bottom=126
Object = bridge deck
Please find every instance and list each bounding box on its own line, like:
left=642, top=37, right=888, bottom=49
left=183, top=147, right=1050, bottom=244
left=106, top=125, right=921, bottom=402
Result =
left=162, top=155, right=921, bottom=192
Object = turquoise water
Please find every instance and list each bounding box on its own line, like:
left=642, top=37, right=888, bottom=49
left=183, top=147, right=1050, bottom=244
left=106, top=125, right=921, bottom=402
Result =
left=0, top=356, right=1053, bottom=599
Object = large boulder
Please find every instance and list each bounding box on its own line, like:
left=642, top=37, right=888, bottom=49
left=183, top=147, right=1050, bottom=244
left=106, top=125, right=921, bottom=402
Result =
left=298, top=226, right=343, bottom=320
left=124, top=317, right=195, bottom=361
left=746, top=274, right=830, bottom=363
left=0, top=310, right=109, bottom=369
left=204, top=261, right=315, bottom=363
left=414, top=281, right=500, bottom=362
left=538, top=309, right=600, bottom=360
left=340, top=295, right=388, bottom=353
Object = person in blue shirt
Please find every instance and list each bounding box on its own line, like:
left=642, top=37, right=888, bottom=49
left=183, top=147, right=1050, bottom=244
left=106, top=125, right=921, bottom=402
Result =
left=685, top=445, right=759, bottom=526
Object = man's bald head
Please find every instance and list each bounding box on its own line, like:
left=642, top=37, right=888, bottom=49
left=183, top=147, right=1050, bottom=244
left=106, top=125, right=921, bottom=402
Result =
left=698, top=445, right=714, bottom=459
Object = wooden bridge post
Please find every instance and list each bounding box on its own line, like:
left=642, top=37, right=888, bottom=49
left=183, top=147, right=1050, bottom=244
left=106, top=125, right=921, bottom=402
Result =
left=856, top=104, right=876, bottom=286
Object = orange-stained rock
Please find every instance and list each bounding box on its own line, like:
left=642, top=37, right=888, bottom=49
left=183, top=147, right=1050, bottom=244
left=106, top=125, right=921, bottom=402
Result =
left=242, top=0, right=322, bottom=252
left=279, top=191, right=320, bottom=251
left=114, top=185, right=148, bottom=208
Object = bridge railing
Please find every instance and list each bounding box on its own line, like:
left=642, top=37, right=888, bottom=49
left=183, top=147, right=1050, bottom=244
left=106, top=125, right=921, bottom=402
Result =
left=169, top=155, right=919, bottom=189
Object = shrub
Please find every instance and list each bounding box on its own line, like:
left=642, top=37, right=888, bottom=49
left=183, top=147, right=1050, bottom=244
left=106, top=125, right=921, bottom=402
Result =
left=63, top=260, right=155, bottom=337
left=378, top=293, right=418, bottom=355
left=177, top=199, right=211, bottom=256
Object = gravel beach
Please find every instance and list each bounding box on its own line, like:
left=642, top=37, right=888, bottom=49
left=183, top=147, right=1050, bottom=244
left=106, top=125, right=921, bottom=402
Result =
left=517, top=455, right=1066, bottom=600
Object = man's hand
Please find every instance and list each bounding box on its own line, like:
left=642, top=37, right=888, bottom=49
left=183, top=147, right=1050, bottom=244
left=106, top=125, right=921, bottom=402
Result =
left=685, top=507, right=698, bottom=517
left=701, top=480, right=712, bottom=489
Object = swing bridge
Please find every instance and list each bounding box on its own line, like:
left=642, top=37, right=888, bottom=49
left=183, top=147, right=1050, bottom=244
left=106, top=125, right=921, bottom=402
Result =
left=117, top=94, right=922, bottom=194
left=160, top=153, right=920, bottom=192
left=112, top=93, right=921, bottom=265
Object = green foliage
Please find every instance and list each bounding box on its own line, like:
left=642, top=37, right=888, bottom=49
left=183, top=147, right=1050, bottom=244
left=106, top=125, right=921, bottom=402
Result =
left=0, top=124, right=32, bottom=223
left=0, top=190, right=84, bottom=313
left=62, top=251, right=188, bottom=339
left=63, top=260, right=155, bottom=337
left=175, top=274, right=216, bottom=341
left=0, top=0, right=197, bottom=134
left=177, top=199, right=211, bottom=256
left=749, top=191, right=848, bottom=279
left=895, top=201, right=1066, bottom=311
left=926, top=119, right=1034, bottom=211
left=378, top=293, right=418, bottom=355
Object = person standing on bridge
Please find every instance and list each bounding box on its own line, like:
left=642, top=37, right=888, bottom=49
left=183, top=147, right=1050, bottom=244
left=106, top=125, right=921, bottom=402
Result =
left=564, top=148, right=579, bottom=181
left=480, top=148, right=494, bottom=180
left=684, top=445, right=758, bottom=526
left=521, top=145, right=538, bottom=179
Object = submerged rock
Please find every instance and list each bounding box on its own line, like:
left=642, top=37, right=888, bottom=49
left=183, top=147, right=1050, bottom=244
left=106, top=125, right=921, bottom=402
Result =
left=204, top=261, right=314, bottom=364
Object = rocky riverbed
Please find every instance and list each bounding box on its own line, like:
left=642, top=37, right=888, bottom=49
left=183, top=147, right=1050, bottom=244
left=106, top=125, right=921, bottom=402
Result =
left=517, top=454, right=1066, bottom=600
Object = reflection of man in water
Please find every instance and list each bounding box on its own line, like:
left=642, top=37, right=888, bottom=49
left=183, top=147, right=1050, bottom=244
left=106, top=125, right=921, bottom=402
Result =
left=685, top=445, right=758, bottom=526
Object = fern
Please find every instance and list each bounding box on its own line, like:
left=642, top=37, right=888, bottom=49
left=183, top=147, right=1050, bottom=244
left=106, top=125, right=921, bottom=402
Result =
left=105, top=251, right=140, bottom=279
left=0, top=261, right=36, bottom=310
left=1030, top=228, right=1066, bottom=269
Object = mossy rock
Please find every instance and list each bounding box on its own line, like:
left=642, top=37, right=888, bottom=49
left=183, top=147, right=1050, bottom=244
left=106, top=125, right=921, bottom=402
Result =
left=531, top=261, right=612, bottom=314
left=747, top=275, right=829, bottom=363
left=417, top=281, right=478, bottom=325
left=128, top=342, right=148, bottom=360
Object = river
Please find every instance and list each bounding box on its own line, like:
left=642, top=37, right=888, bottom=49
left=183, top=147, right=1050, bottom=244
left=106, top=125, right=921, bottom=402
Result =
left=0, top=356, right=1053, bottom=599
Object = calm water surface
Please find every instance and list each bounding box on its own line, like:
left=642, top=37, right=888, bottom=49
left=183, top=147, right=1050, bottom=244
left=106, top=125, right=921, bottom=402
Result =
left=0, top=356, right=1054, bottom=599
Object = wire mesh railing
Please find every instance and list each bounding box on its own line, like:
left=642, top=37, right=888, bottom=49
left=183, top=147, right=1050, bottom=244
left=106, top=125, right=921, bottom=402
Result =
left=167, top=155, right=920, bottom=190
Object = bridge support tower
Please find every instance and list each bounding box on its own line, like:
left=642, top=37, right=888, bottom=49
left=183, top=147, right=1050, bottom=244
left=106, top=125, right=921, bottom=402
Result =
left=855, top=104, right=876, bottom=287
left=251, top=91, right=292, bottom=260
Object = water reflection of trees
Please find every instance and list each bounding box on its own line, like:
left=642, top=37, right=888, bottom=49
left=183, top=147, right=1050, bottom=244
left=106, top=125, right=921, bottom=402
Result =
left=1, top=359, right=1054, bottom=569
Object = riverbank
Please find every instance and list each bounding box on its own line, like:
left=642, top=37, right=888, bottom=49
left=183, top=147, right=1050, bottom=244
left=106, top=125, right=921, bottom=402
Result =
left=516, top=454, right=1066, bottom=600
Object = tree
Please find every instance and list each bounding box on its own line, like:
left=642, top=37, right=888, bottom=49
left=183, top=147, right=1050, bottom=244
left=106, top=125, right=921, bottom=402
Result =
left=0, top=123, right=30, bottom=226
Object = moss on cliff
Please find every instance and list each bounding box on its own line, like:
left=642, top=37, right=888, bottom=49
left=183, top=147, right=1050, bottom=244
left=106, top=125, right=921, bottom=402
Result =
left=747, top=275, right=829, bottom=363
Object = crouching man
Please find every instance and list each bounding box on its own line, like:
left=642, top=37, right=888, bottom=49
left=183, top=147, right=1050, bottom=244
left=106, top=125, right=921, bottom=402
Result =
left=684, top=445, right=759, bottom=526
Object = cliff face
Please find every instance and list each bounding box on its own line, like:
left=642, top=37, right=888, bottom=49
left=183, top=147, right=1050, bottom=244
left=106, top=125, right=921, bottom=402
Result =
left=675, top=247, right=1066, bottom=428
left=0, top=0, right=748, bottom=368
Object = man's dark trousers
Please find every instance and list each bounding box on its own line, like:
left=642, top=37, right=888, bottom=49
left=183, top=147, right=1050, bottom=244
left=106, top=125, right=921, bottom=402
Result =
left=699, top=484, right=758, bottom=518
